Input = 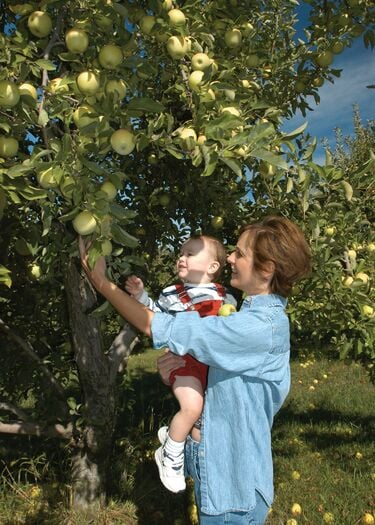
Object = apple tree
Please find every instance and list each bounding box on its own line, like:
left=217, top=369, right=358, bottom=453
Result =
left=0, top=0, right=374, bottom=509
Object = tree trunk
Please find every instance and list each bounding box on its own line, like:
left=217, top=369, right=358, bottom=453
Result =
left=64, top=258, right=137, bottom=510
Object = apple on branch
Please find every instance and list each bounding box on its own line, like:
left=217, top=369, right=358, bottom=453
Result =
left=65, top=28, right=89, bottom=54
left=0, top=80, right=20, bottom=107
left=27, top=11, right=53, bottom=38
left=72, top=210, right=97, bottom=236
left=167, top=8, right=186, bottom=26
left=76, top=71, right=101, bottom=95
left=0, top=136, right=19, bottom=158
left=110, top=129, right=136, bottom=155
left=98, top=45, right=123, bottom=69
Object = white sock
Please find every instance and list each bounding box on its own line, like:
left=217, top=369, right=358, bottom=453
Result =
left=163, top=435, right=185, bottom=461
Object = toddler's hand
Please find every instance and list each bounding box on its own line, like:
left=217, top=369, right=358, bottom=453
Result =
left=124, top=275, right=144, bottom=300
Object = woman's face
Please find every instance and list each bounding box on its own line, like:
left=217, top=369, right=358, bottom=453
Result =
left=227, top=232, right=272, bottom=295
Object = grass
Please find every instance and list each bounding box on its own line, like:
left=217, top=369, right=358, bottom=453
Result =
left=0, top=348, right=374, bottom=525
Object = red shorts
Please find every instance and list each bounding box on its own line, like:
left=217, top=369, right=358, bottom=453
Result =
left=169, top=354, right=208, bottom=390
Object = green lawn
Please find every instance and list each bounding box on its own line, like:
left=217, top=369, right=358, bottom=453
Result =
left=0, top=349, right=374, bottom=525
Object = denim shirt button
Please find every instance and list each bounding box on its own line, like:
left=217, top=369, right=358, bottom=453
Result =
left=199, top=451, right=204, bottom=457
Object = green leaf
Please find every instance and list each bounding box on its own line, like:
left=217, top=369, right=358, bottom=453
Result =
left=220, top=157, right=242, bottom=177
left=0, top=265, right=12, bottom=288
left=111, top=223, right=139, bottom=248
left=38, top=109, right=49, bottom=127
left=80, top=158, right=107, bottom=176
left=35, top=59, right=56, bottom=71
left=6, top=163, right=34, bottom=178
left=250, top=149, right=288, bottom=170
left=281, top=122, right=308, bottom=141
left=201, top=148, right=218, bottom=177
left=19, top=186, right=48, bottom=201
left=127, top=98, right=165, bottom=114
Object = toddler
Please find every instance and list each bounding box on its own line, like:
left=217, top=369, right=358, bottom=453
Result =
left=125, top=235, right=236, bottom=493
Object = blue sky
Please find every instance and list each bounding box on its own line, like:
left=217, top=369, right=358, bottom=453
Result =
left=283, top=25, right=375, bottom=164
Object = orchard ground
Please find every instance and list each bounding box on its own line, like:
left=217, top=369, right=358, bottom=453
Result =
left=0, top=348, right=374, bottom=525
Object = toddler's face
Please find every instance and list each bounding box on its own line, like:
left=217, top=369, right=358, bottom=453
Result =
left=177, top=238, right=218, bottom=284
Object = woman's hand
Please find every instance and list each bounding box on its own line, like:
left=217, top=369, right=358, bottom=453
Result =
left=157, top=349, right=186, bottom=386
left=79, top=236, right=108, bottom=292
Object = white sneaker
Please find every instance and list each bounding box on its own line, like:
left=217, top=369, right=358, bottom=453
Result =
left=154, top=445, right=186, bottom=493
left=157, top=426, right=169, bottom=445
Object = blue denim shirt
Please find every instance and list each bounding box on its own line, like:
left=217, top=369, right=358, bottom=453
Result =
left=151, top=294, right=290, bottom=515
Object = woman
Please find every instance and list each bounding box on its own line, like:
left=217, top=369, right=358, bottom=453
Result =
left=79, top=216, right=311, bottom=525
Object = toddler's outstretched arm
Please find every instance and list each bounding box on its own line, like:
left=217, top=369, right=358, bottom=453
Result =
left=125, top=275, right=144, bottom=300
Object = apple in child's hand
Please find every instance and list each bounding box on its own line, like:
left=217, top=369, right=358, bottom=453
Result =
left=218, top=304, right=236, bottom=316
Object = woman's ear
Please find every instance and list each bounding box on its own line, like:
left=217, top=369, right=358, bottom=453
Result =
left=262, top=260, right=276, bottom=278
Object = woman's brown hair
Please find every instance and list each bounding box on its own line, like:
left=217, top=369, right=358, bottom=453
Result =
left=241, top=216, right=311, bottom=297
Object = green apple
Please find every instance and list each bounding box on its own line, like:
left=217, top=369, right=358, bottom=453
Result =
left=101, top=239, right=113, bottom=256
left=188, top=70, right=204, bottom=91
left=325, top=226, right=336, bottom=236
left=295, top=80, right=306, bottom=93
left=60, top=176, right=75, bottom=198
left=323, top=512, right=335, bottom=524
left=259, top=161, right=276, bottom=178
left=361, top=513, right=375, bottom=525
left=0, top=80, right=20, bottom=107
left=0, top=136, right=19, bottom=158
left=139, top=15, right=155, bottom=34
left=337, top=13, right=350, bottom=27
left=224, top=28, right=242, bottom=48
left=72, top=210, right=97, bottom=235
left=110, top=129, right=136, bottom=155
left=312, top=76, right=324, bottom=88
left=197, top=134, right=207, bottom=145
left=331, top=40, right=345, bottom=54
left=100, top=181, right=117, bottom=201
left=347, top=249, right=357, bottom=259
left=221, top=106, right=240, bottom=117
left=218, top=304, right=236, bottom=316
left=179, top=127, right=197, bottom=147
left=246, top=54, right=260, bottom=67
left=19, top=83, right=38, bottom=100
left=161, top=0, right=173, bottom=10
left=73, top=104, right=97, bottom=128
left=49, top=77, right=70, bottom=94
left=342, top=276, right=353, bottom=287
left=242, top=22, right=254, bottom=36
left=95, top=14, right=113, bottom=31
left=355, top=272, right=369, bottom=284
left=167, top=8, right=186, bottom=26
left=30, top=264, right=42, bottom=280
left=314, top=51, right=334, bottom=68
left=37, top=167, right=59, bottom=188
left=361, top=305, right=374, bottom=317
left=65, top=28, right=89, bottom=53
left=27, top=11, right=53, bottom=38
left=76, top=71, right=101, bottom=95
left=291, top=503, right=302, bottom=517
left=158, top=193, right=170, bottom=206
left=166, top=36, right=189, bottom=59
left=367, top=243, right=375, bottom=252
left=211, top=216, right=224, bottom=230
left=191, top=53, right=212, bottom=71
left=148, top=153, right=158, bottom=164
left=105, top=79, right=127, bottom=100
left=98, top=44, right=123, bottom=69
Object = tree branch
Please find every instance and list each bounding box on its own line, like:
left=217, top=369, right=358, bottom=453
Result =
left=0, top=401, right=29, bottom=421
left=0, top=318, right=66, bottom=401
left=0, top=421, right=73, bottom=439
